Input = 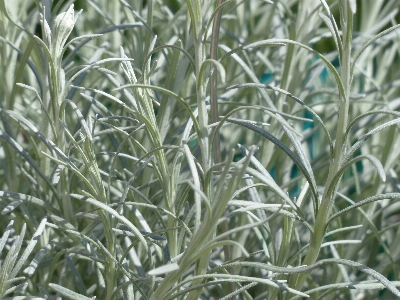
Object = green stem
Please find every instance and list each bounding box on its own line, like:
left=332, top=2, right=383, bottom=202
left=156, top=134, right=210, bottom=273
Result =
left=188, top=10, right=212, bottom=295
left=210, top=0, right=224, bottom=167
left=195, top=40, right=210, bottom=171
left=287, top=0, right=353, bottom=294
left=208, top=0, right=235, bottom=295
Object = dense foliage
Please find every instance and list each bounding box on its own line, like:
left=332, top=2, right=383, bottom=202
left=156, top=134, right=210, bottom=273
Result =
left=1, top=0, right=400, bottom=299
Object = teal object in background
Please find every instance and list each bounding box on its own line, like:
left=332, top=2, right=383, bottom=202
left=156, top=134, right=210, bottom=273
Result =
left=260, top=72, right=274, bottom=85
left=260, top=56, right=340, bottom=198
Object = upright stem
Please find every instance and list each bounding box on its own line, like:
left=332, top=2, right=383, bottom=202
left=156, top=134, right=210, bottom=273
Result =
left=195, top=39, right=210, bottom=171
left=190, top=0, right=210, bottom=172
left=186, top=1, right=213, bottom=298
left=287, top=0, right=353, bottom=293
left=210, top=0, right=224, bottom=167
left=209, top=0, right=234, bottom=287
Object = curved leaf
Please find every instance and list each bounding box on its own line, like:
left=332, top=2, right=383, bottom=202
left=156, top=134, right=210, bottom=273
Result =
left=217, top=258, right=400, bottom=298
left=343, top=117, right=400, bottom=164
left=228, top=83, right=334, bottom=156
left=344, top=110, right=400, bottom=143
left=164, top=273, right=309, bottom=299
left=197, top=58, right=226, bottom=92
left=0, top=220, right=14, bottom=255
left=113, top=83, right=201, bottom=135
left=276, top=114, right=319, bottom=212
left=148, top=263, right=179, bottom=276
left=227, top=119, right=314, bottom=217
left=70, top=194, right=148, bottom=252
left=243, top=39, right=345, bottom=98
left=63, top=99, right=92, bottom=141
left=327, top=193, right=400, bottom=225
left=10, top=218, right=47, bottom=278
left=1, top=191, right=59, bottom=215
left=351, top=24, right=400, bottom=76
left=0, top=129, right=59, bottom=199
left=326, top=154, right=386, bottom=201
left=49, top=283, right=94, bottom=300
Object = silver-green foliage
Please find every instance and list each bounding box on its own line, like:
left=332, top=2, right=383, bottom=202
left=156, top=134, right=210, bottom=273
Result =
left=0, top=219, right=47, bottom=298
left=1, top=0, right=400, bottom=299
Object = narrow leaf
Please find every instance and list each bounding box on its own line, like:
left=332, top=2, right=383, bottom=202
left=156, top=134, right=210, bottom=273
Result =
left=49, top=283, right=94, bottom=300
left=148, top=263, right=179, bottom=276
left=10, top=218, right=47, bottom=278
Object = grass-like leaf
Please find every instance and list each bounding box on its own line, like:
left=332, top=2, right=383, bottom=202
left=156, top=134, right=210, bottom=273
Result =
left=48, top=283, right=95, bottom=300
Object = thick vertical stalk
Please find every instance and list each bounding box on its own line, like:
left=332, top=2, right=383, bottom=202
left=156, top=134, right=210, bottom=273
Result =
left=287, top=1, right=353, bottom=294
left=190, top=0, right=210, bottom=172
left=152, top=1, right=215, bottom=298
left=208, top=1, right=235, bottom=295
left=195, top=41, right=210, bottom=171
left=210, top=0, right=224, bottom=167
left=185, top=1, right=213, bottom=298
